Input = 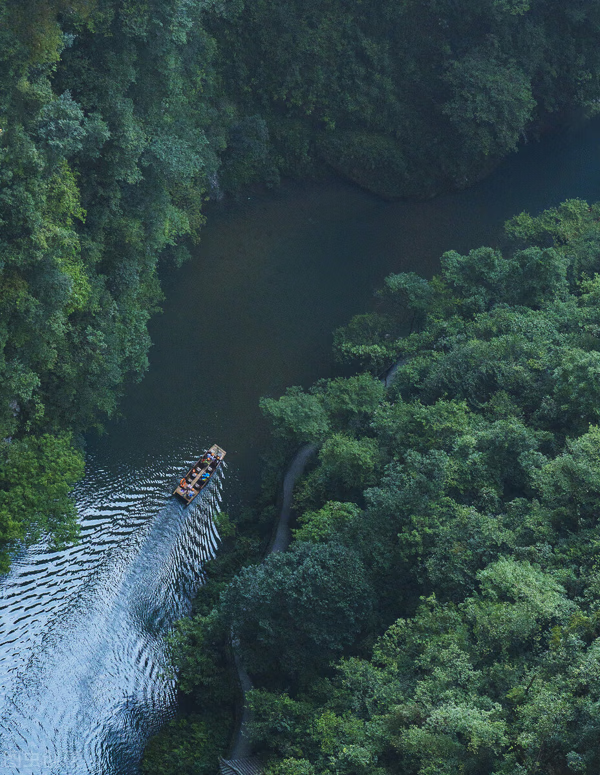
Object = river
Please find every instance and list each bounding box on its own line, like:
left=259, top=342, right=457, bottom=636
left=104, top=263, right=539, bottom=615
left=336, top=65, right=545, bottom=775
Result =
left=1, top=117, right=600, bottom=774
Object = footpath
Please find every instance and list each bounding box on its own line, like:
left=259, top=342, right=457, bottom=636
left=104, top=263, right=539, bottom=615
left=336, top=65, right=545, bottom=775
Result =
left=219, top=356, right=403, bottom=775
left=219, top=443, right=317, bottom=775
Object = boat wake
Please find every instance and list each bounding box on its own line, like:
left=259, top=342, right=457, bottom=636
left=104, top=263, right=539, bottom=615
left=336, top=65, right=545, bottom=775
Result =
left=0, top=455, right=223, bottom=775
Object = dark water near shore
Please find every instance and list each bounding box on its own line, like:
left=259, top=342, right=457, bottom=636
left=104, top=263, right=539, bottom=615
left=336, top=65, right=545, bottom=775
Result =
left=1, top=118, right=600, bottom=773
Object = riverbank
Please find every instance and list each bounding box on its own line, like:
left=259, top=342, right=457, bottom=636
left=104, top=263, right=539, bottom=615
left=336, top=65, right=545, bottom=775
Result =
left=186, top=197, right=600, bottom=775
left=5, top=115, right=600, bottom=774
left=141, top=441, right=310, bottom=775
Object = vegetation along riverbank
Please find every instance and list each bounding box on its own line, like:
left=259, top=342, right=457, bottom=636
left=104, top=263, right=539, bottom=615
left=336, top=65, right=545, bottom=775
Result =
left=3, top=0, right=600, bottom=571
left=3, top=3, right=600, bottom=774
left=144, top=199, right=600, bottom=775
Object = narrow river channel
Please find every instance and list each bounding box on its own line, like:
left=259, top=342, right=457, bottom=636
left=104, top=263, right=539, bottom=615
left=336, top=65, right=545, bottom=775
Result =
left=1, top=118, right=600, bottom=774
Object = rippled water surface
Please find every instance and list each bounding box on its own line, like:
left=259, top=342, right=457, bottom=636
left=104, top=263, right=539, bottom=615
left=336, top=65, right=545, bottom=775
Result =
left=2, top=118, right=600, bottom=773
left=0, top=457, right=223, bottom=774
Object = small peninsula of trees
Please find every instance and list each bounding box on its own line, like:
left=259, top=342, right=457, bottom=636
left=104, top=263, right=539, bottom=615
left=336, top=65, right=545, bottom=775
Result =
left=144, top=200, right=600, bottom=775
left=210, top=0, right=600, bottom=197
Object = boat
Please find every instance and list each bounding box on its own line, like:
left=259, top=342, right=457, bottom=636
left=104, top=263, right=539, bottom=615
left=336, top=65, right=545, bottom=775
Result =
left=173, top=444, right=226, bottom=505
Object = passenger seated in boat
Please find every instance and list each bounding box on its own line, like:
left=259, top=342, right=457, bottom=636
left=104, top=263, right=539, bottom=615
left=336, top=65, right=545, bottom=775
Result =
left=200, top=471, right=210, bottom=482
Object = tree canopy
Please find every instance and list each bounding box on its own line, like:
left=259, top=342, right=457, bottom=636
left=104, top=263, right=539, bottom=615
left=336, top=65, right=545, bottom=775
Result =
left=148, top=200, right=600, bottom=775
left=0, top=0, right=227, bottom=565
left=208, top=0, right=600, bottom=197
left=4, top=0, right=600, bottom=567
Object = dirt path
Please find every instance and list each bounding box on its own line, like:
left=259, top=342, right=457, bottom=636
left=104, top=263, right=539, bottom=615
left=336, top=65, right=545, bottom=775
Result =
left=226, top=359, right=407, bottom=764
left=270, top=443, right=318, bottom=553
left=227, top=442, right=317, bottom=761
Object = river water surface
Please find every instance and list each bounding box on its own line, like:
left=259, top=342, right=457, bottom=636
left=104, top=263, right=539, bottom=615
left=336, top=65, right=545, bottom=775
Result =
left=2, top=119, right=600, bottom=774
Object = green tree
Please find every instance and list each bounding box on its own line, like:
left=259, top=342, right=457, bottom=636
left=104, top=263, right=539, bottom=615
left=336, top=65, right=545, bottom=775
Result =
left=260, top=386, right=330, bottom=445
left=0, top=434, right=84, bottom=572
left=220, top=542, right=374, bottom=685
left=293, top=501, right=361, bottom=544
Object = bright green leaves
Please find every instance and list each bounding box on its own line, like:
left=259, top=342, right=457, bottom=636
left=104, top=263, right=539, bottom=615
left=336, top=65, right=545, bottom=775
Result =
left=318, top=373, right=386, bottom=432
left=373, top=399, right=472, bottom=458
left=401, top=701, right=508, bottom=773
left=263, top=759, right=316, bottom=775
left=293, top=501, right=361, bottom=544
left=0, top=433, right=84, bottom=573
left=493, top=0, right=531, bottom=14
left=505, top=198, right=600, bottom=250
left=533, top=425, right=600, bottom=529
left=467, top=559, right=570, bottom=652
left=477, top=558, right=567, bottom=614
left=260, top=386, right=330, bottom=445
left=333, top=313, right=403, bottom=373
left=441, top=244, right=568, bottom=313
left=553, top=351, right=600, bottom=430
left=318, top=434, right=380, bottom=492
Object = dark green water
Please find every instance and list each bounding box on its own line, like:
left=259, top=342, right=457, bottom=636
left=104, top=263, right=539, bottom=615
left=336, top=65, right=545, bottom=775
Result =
left=1, top=117, right=600, bottom=775
left=94, top=116, right=600, bottom=500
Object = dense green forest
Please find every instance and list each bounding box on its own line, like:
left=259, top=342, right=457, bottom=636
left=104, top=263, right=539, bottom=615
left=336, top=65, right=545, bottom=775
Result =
left=209, top=0, right=600, bottom=197
left=143, top=199, right=600, bottom=775
left=3, top=0, right=600, bottom=569
left=0, top=0, right=226, bottom=570
left=4, top=3, right=600, bottom=770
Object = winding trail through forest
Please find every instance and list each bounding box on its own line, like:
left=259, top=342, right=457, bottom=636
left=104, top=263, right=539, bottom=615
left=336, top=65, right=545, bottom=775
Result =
left=222, top=443, right=317, bottom=770
left=270, top=444, right=319, bottom=554
left=224, top=362, right=404, bottom=770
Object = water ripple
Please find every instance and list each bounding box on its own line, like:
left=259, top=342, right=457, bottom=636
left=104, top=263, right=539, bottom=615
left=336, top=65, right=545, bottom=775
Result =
left=0, top=454, right=223, bottom=774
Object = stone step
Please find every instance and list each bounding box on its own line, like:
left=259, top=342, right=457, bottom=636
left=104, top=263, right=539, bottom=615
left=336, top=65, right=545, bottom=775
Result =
left=219, top=756, right=263, bottom=775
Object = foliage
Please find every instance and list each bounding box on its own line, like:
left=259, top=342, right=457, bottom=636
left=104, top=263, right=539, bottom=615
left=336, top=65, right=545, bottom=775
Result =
left=332, top=314, right=403, bottom=374
left=7, top=0, right=600, bottom=769
left=219, top=541, right=374, bottom=687
left=141, top=714, right=230, bottom=775
left=260, top=387, right=330, bottom=445
left=0, top=433, right=84, bottom=572
left=165, top=199, right=600, bottom=774
left=207, top=0, right=600, bottom=197
left=293, top=501, right=361, bottom=544
left=0, top=0, right=232, bottom=568
left=5, top=0, right=600, bottom=575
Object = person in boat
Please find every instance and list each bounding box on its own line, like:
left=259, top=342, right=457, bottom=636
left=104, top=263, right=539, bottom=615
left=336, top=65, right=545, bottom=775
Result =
left=200, top=471, right=210, bottom=482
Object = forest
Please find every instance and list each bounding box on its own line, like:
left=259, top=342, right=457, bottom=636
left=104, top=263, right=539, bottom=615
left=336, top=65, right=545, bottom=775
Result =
left=2, top=1, right=600, bottom=773
left=2, top=0, right=600, bottom=568
left=144, top=199, right=600, bottom=775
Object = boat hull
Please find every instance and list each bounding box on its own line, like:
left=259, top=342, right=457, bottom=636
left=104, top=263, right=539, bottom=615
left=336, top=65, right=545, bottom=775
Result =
left=173, top=444, right=226, bottom=506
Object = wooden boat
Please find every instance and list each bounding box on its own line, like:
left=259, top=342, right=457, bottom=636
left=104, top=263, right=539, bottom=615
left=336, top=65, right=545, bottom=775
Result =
left=173, top=444, right=226, bottom=506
